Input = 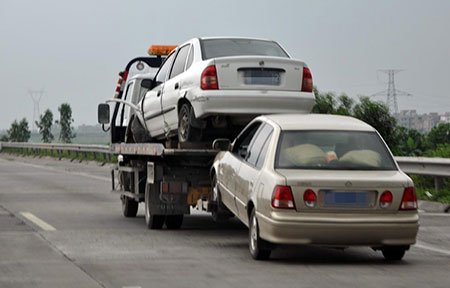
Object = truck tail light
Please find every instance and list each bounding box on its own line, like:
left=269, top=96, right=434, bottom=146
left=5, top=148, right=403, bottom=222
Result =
left=201, top=65, right=218, bottom=90
left=379, top=190, right=393, bottom=208
left=301, top=67, right=313, bottom=92
left=400, top=187, right=417, bottom=210
left=303, top=189, right=317, bottom=208
left=272, top=186, right=295, bottom=209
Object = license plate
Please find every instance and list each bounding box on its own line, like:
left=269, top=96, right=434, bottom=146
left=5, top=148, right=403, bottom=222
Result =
left=243, top=69, right=280, bottom=85
left=323, top=191, right=370, bottom=208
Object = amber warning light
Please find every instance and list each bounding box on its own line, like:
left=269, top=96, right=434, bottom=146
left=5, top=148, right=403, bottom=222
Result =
left=148, top=45, right=177, bottom=56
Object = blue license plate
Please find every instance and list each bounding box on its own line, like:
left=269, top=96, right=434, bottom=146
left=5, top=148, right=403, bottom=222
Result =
left=324, top=191, right=369, bottom=208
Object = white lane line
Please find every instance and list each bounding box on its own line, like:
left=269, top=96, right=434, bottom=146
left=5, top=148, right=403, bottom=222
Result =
left=414, top=242, right=450, bottom=256
left=419, top=212, right=450, bottom=217
left=20, top=212, right=56, bottom=231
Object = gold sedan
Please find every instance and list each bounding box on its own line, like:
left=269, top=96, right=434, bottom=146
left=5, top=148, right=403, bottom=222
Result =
left=211, top=114, right=419, bottom=260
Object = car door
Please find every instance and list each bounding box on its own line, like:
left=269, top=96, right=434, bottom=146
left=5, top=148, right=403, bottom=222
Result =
left=234, top=124, right=274, bottom=225
left=161, top=44, right=191, bottom=134
left=218, top=122, right=263, bottom=215
left=142, top=51, right=176, bottom=138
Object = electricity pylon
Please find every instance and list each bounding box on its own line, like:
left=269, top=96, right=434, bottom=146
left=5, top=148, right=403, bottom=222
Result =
left=371, top=70, right=412, bottom=114
left=29, top=89, right=45, bottom=130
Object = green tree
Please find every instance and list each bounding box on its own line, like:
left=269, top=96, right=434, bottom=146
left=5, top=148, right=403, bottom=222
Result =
left=36, top=109, right=54, bottom=143
left=335, top=94, right=354, bottom=116
left=426, top=123, right=450, bottom=150
left=0, top=134, right=8, bottom=142
left=353, top=97, right=397, bottom=149
left=394, top=127, right=425, bottom=156
left=312, top=87, right=336, bottom=114
left=56, top=103, right=76, bottom=143
left=6, top=118, right=31, bottom=142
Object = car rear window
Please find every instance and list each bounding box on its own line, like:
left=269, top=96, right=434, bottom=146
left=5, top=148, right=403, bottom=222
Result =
left=275, top=131, right=397, bottom=170
left=201, top=39, right=289, bottom=60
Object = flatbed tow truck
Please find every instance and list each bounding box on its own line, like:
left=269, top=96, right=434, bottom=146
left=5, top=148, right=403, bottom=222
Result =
left=98, top=46, right=224, bottom=230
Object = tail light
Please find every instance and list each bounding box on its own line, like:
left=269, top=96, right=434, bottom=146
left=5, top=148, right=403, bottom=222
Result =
left=303, top=189, right=317, bottom=208
left=201, top=65, right=218, bottom=90
left=400, top=187, right=417, bottom=210
left=114, top=70, right=128, bottom=98
left=272, top=186, right=295, bottom=209
left=379, top=190, right=393, bottom=208
left=301, top=67, right=313, bottom=92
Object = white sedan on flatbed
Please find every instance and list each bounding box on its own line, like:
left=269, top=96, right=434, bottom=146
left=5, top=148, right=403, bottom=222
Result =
left=129, top=37, right=315, bottom=143
left=211, top=114, right=419, bottom=260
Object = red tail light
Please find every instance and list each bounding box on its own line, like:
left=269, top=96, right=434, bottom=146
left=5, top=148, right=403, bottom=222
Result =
left=272, top=186, right=296, bottom=209
left=379, top=190, right=393, bottom=208
left=201, top=65, right=218, bottom=90
left=400, top=187, right=417, bottom=210
left=303, top=189, right=317, bottom=208
left=301, top=67, right=313, bottom=92
left=114, top=70, right=129, bottom=98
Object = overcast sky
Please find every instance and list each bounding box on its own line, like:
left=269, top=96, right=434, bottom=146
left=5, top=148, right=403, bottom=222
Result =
left=1, top=0, right=449, bottom=130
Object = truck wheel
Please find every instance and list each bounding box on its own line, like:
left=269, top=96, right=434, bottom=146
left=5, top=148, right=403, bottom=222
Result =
left=178, top=103, right=201, bottom=143
left=211, top=174, right=233, bottom=223
left=381, top=246, right=407, bottom=261
left=249, top=209, right=272, bottom=260
left=145, top=184, right=165, bottom=229
left=165, top=215, right=184, bottom=229
left=122, top=196, right=138, bottom=218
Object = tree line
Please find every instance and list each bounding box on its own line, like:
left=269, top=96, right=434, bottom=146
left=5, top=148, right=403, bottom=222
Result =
left=1, top=103, right=76, bottom=144
left=312, top=87, right=450, bottom=158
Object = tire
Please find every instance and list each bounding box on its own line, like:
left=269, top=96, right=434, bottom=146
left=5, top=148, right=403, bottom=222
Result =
left=126, top=115, right=152, bottom=143
left=122, top=196, right=138, bottom=218
left=165, top=215, right=184, bottom=229
left=211, top=174, right=233, bottom=223
left=178, top=103, right=202, bottom=143
left=249, top=209, right=272, bottom=260
left=381, top=246, right=407, bottom=261
left=145, top=184, right=165, bottom=229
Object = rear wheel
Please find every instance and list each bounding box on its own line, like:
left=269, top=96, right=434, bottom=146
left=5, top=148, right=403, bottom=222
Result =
left=249, top=209, right=272, bottom=260
left=178, top=103, right=202, bottom=143
left=145, top=184, right=165, bottom=229
left=165, top=215, right=184, bottom=229
left=121, top=195, right=138, bottom=218
left=381, top=246, right=407, bottom=261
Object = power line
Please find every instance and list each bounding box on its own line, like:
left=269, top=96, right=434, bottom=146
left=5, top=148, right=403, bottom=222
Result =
left=371, top=69, right=412, bottom=114
left=29, top=89, right=45, bottom=131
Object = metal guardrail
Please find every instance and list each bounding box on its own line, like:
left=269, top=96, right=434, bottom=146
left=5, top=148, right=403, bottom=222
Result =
left=0, top=142, right=449, bottom=190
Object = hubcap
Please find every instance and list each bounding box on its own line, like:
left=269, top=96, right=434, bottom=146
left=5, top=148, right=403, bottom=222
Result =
left=179, top=110, right=189, bottom=141
left=250, top=215, right=257, bottom=252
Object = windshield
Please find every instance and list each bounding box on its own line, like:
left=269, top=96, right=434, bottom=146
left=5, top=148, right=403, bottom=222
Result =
left=201, top=38, right=289, bottom=60
left=275, top=131, right=397, bottom=170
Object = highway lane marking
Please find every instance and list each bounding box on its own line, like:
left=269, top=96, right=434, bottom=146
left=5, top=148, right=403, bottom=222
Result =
left=0, top=158, right=110, bottom=182
left=415, top=241, right=450, bottom=256
left=20, top=212, right=56, bottom=231
left=419, top=212, right=450, bottom=217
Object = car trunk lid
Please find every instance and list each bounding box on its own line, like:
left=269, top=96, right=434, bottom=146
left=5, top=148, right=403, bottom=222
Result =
left=213, top=56, right=306, bottom=91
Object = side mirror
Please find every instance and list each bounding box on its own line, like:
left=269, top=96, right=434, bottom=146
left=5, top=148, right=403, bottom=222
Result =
left=98, top=103, right=110, bottom=124
left=212, top=138, right=231, bottom=151
left=141, top=79, right=153, bottom=89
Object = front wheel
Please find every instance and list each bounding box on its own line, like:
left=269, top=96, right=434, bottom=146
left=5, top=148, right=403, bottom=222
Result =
left=381, top=246, right=407, bottom=261
left=249, top=209, right=272, bottom=260
left=178, top=103, right=202, bottom=143
left=211, top=174, right=233, bottom=223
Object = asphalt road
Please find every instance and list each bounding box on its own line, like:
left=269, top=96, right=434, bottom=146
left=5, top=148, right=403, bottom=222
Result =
left=1, top=154, right=449, bottom=288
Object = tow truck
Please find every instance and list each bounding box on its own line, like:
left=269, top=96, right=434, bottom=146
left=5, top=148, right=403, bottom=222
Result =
left=98, top=46, right=228, bottom=229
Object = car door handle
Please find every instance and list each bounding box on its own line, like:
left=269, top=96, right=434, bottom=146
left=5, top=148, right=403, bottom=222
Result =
left=174, top=83, right=179, bottom=90
left=157, top=90, right=161, bottom=97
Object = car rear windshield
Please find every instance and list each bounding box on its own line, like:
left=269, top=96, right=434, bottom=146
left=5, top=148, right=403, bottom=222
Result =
left=275, top=131, right=397, bottom=170
left=201, top=39, right=289, bottom=60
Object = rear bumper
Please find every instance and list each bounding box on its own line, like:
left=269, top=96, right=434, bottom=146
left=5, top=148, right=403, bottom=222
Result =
left=257, top=211, right=419, bottom=247
left=190, top=90, right=315, bottom=119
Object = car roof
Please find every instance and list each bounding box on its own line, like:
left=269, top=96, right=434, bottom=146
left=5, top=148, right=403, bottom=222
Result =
left=259, top=114, right=376, bottom=131
left=198, top=36, right=274, bottom=42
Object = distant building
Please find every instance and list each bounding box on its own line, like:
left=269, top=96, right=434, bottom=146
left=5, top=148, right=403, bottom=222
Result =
left=395, top=110, right=444, bottom=133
